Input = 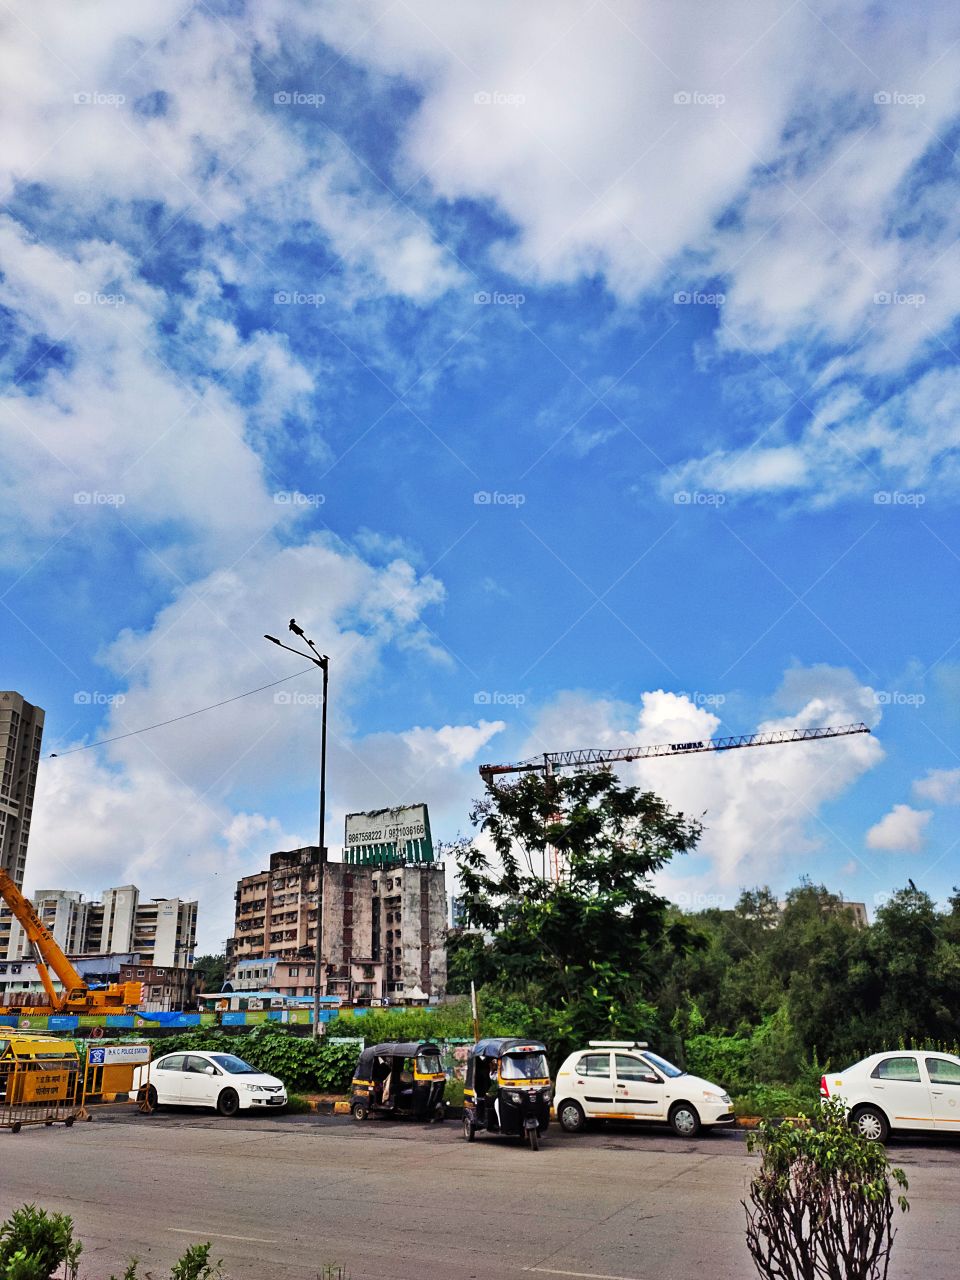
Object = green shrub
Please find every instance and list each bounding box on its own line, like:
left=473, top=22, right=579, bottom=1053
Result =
left=0, top=1206, right=81, bottom=1280
left=284, top=1093, right=314, bottom=1114
left=732, top=1083, right=818, bottom=1118
left=141, top=1027, right=357, bottom=1093
left=744, top=1099, right=908, bottom=1280
left=684, top=1033, right=754, bottom=1092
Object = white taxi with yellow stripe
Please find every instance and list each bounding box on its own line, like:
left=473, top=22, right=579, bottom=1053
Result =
left=820, top=1050, right=960, bottom=1142
left=554, top=1040, right=734, bottom=1137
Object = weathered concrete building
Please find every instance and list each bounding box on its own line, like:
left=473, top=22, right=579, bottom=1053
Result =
left=226, top=848, right=447, bottom=1002
left=227, top=845, right=322, bottom=977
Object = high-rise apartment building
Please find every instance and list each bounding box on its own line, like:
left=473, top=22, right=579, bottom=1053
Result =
left=227, top=846, right=322, bottom=974
left=5, top=884, right=197, bottom=968
left=0, top=691, right=44, bottom=959
left=226, top=847, right=447, bottom=1002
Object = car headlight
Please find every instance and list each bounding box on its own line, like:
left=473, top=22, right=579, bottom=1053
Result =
left=243, top=1084, right=273, bottom=1092
left=702, top=1089, right=729, bottom=1103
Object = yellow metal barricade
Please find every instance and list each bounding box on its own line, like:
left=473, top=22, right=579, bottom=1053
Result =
left=81, top=1042, right=151, bottom=1110
left=0, top=1026, right=82, bottom=1133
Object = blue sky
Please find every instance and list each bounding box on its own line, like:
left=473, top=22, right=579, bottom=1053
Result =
left=2, top=1, right=959, bottom=950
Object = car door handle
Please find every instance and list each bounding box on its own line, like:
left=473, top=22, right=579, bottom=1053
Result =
left=931, top=1089, right=943, bottom=1096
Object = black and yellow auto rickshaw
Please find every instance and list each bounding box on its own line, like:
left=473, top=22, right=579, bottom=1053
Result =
left=349, top=1041, right=447, bottom=1122
left=462, top=1038, right=551, bottom=1150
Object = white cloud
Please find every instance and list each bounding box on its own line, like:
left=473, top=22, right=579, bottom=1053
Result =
left=517, top=665, right=882, bottom=884
left=913, top=768, right=960, bottom=806
left=306, top=1, right=960, bottom=501
left=866, top=803, right=932, bottom=853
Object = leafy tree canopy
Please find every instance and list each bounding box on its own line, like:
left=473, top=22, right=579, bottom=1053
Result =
left=454, top=771, right=703, bottom=1055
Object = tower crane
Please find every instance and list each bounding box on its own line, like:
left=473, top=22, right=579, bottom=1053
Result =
left=478, top=722, right=871, bottom=879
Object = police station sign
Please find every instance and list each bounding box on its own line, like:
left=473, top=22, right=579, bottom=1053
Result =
left=87, top=1044, right=151, bottom=1066
left=344, top=804, right=434, bottom=866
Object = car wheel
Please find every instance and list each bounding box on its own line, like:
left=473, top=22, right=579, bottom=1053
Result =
left=463, top=1115, right=476, bottom=1142
left=669, top=1102, right=701, bottom=1138
left=558, top=1100, right=586, bottom=1134
left=851, top=1105, right=889, bottom=1143
left=351, top=1102, right=368, bottom=1122
left=146, top=1085, right=159, bottom=1112
left=217, top=1088, right=240, bottom=1117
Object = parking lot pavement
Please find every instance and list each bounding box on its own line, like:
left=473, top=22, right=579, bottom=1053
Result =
left=2, top=1110, right=959, bottom=1280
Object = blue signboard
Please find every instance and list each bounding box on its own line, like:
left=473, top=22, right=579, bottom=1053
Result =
left=48, top=1015, right=79, bottom=1030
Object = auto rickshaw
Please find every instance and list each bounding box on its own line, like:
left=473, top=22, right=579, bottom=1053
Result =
left=462, top=1038, right=551, bottom=1150
left=349, top=1041, right=447, bottom=1122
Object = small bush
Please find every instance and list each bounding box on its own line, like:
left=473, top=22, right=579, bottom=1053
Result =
left=0, top=1206, right=81, bottom=1280
left=733, top=1083, right=819, bottom=1119
left=744, top=1099, right=908, bottom=1280
left=284, top=1093, right=314, bottom=1113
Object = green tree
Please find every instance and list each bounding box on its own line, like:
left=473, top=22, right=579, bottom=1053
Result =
left=457, top=772, right=703, bottom=1056
left=193, top=954, right=225, bottom=992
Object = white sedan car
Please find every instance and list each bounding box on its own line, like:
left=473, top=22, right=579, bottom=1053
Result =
left=820, top=1050, right=960, bottom=1141
left=554, top=1041, right=734, bottom=1137
left=131, top=1050, right=287, bottom=1116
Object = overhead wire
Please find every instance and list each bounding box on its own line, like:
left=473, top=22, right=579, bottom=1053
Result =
left=48, top=665, right=318, bottom=757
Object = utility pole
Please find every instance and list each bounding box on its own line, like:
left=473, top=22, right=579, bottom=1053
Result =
left=265, top=620, right=329, bottom=1039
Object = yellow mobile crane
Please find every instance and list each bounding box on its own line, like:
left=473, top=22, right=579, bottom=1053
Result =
left=0, top=869, right=142, bottom=1017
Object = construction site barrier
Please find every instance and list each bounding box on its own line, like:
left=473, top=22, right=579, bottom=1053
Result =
left=0, top=1048, right=82, bottom=1133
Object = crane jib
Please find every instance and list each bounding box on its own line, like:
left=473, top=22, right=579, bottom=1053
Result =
left=478, top=722, right=871, bottom=780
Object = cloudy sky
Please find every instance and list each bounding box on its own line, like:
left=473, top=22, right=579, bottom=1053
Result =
left=2, top=1, right=959, bottom=952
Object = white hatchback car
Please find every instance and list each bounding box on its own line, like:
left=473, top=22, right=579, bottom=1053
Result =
left=131, top=1050, right=287, bottom=1116
left=554, top=1041, right=734, bottom=1137
left=820, top=1050, right=960, bottom=1142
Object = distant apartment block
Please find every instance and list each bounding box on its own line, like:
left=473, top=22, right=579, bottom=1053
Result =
left=5, top=883, right=197, bottom=966
left=226, top=847, right=447, bottom=1002
left=0, top=691, right=44, bottom=959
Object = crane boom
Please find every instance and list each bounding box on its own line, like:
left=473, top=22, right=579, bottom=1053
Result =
left=0, top=868, right=142, bottom=1015
left=479, top=722, right=870, bottom=785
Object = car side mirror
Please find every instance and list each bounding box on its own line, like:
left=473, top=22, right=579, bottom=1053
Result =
left=204, top=1065, right=216, bottom=1075
left=641, top=1074, right=660, bottom=1084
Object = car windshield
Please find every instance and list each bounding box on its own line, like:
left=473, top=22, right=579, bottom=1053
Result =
left=642, top=1051, right=684, bottom=1079
left=500, top=1051, right=548, bottom=1080
left=208, top=1053, right=258, bottom=1075
left=417, top=1051, right=443, bottom=1074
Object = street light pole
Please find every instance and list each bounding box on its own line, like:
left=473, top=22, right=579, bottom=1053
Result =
left=265, top=621, right=329, bottom=1040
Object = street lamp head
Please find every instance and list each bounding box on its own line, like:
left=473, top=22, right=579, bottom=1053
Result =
left=264, top=634, right=281, bottom=645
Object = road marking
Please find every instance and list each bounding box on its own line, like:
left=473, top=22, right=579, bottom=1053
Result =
left=524, top=1269, right=644, bottom=1280
left=168, top=1229, right=278, bottom=1244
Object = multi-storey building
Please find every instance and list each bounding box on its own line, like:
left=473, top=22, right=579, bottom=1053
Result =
left=227, top=846, right=322, bottom=975
left=5, top=884, right=197, bottom=968
left=0, top=691, right=44, bottom=959
left=226, top=848, right=447, bottom=1002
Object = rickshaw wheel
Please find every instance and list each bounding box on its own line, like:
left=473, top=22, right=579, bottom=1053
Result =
left=463, top=1115, right=476, bottom=1142
left=527, top=1125, right=540, bottom=1152
left=434, top=1103, right=446, bottom=1123
left=351, top=1102, right=369, bottom=1122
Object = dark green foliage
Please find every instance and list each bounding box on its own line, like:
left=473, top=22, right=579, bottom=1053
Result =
left=0, top=1206, right=81, bottom=1280
left=744, top=1100, right=908, bottom=1279
left=149, top=1026, right=359, bottom=1092
left=193, top=954, right=226, bottom=992
left=457, top=772, right=702, bottom=1059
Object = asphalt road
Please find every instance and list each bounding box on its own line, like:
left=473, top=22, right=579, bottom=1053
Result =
left=2, top=1109, right=959, bottom=1280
